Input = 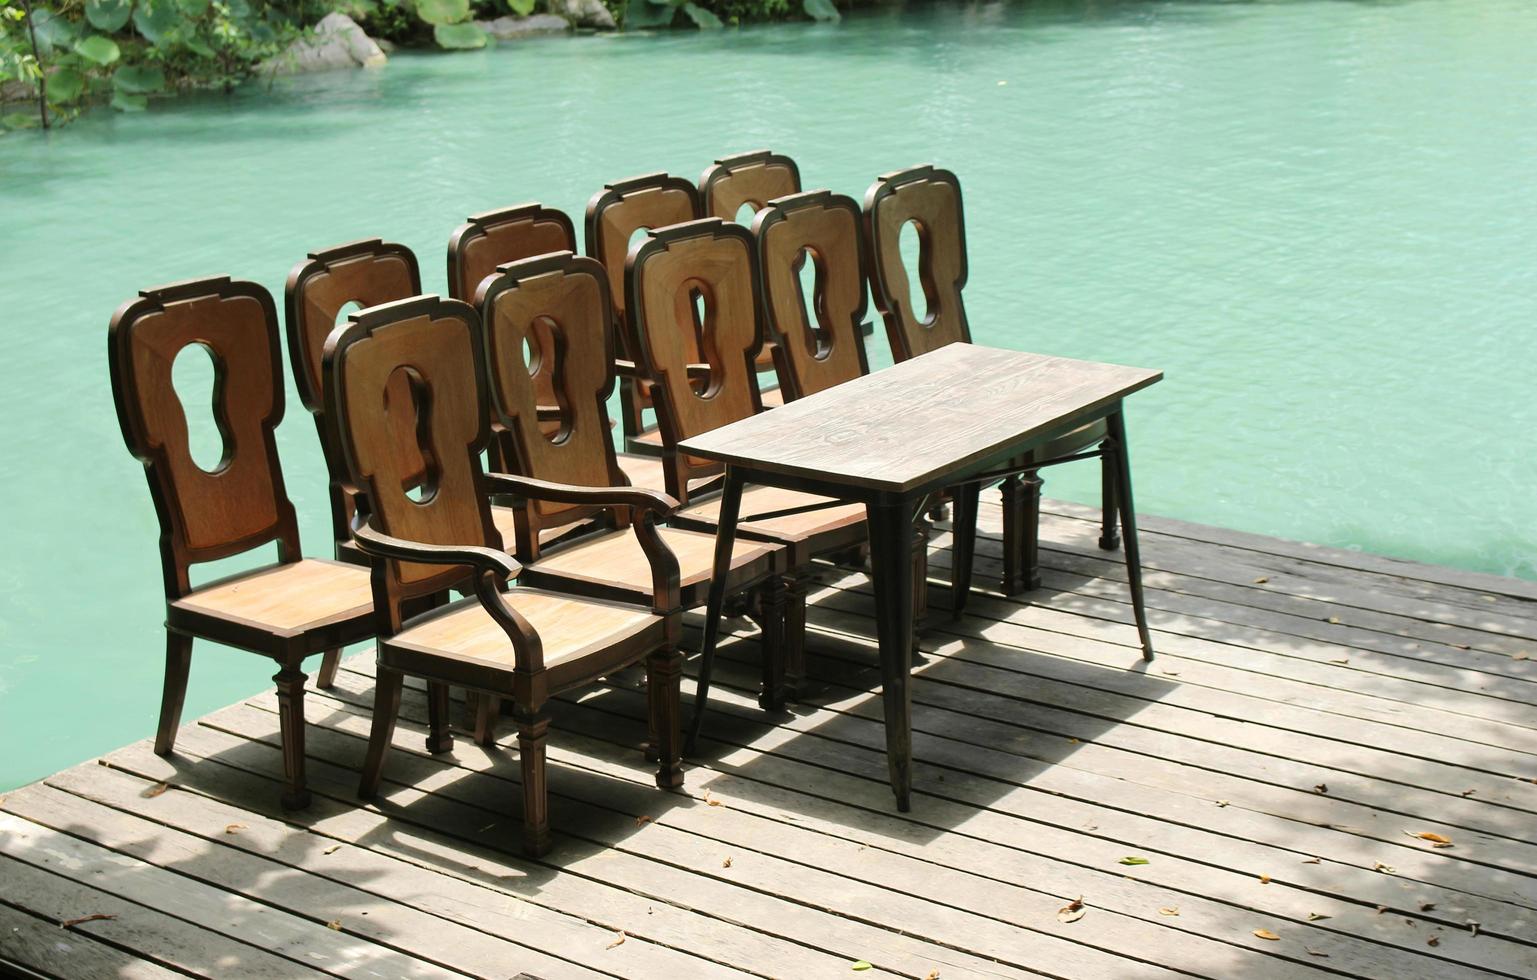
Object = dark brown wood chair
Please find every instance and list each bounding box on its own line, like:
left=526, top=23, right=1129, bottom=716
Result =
left=699, top=149, right=802, bottom=222
left=109, top=276, right=376, bottom=810
left=625, top=219, right=928, bottom=742
left=585, top=172, right=704, bottom=461
left=864, top=165, right=1120, bottom=596
left=476, top=252, right=794, bottom=710
left=446, top=203, right=577, bottom=304
left=324, top=294, right=685, bottom=857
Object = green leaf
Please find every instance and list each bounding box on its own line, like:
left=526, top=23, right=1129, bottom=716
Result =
left=85, top=0, right=134, bottom=32
left=681, top=2, right=722, bottom=28
left=46, top=67, right=86, bottom=103
left=30, top=10, right=80, bottom=54
left=432, top=22, right=487, bottom=48
left=623, top=0, right=676, bottom=28
left=115, top=64, right=167, bottom=93
left=111, top=91, right=148, bottom=112
left=417, top=0, right=471, bottom=25
left=506, top=0, right=536, bottom=15
left=74, top=35, right=122, bottom=66
left=851, top=963, right=872, bottom=972
left=133, top=0, right=181, bottom=45
left=1119, top=856, right=1151, bottom=866
left=176, top=0, right=212, bottom=13
left=802, top=0, right=839, bottom=21
left=2, top=112, right=41, bottom=130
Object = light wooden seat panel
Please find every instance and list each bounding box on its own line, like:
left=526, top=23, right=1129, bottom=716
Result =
left=170, top=558, right=373, bottom=646
left=384, top=588, right=667, bottom=693
left=676, top=485, right=867, bottom=566
left=522, top=525, right=779, bottom=606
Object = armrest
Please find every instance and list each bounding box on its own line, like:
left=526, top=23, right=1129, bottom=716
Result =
left=485, top=472, right=679, bottom=516
left=351, top=516, right=545, bottom=672
left=351, top=518, right=522, bottom=580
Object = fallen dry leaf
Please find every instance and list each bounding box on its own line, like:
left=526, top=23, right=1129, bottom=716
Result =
left=1467, top=920, right=1480, bottom=937
left=326, top=920, right=341, bottom=931
left=142, top=782, right=170, bottom=799
left=1119, top=856, right=1150, bottom=866
left=1253, top=929, right=1280, bottom=941
left=1427, top=936, right=1440, bottom=947
left=1057, top=896, right=1087, bottom=924
left=1513, top=652, right=1529, bottom=661
left=635, top=815, right=653, bottom=827
left=851, top=961, right=872, bottom=972
left=1373, top=862, right=1396, bottom=874
left=1313, top=784, right=1328, bottom=794
left=1461, top=790, right=1475, bottom=798
left=1452, top=643, right=1470, bottom=650
left=323, top=844, right=341, bottom=855
left=1375, top=906, right=1389, bottom=915
left=1253, top=576, right=1269, bottom=584
left=722, top=856, right=733, bottom=868
left=707, top=797, right=724, bottom=808
left=1304, top=947, right=1330, bottom=958
left=60, top=913, right=118, bottom=929
left=924, top=971, right=941, bottom=980
left=606, top=930, right=627, bottom=950
left=224, top=824, right=245, bottom=834
left=1419, top=902, right=1437, bottom=912
left=1259, top=874, right=1271, bottom=884
left=1328, top=657, right=1350, bottom=665
left=1067, top=737, right=1079, bottom=744
left=1215, top=800, right=1231, bottom=808
left=1158, top=907, right=1180, bottom=917
left=1326, top=616, right=1341, bottom=625
left=1306, top=912, right=1330, bottom=922
left=1405, top=831, right=1454, bottom=848
left=1301, top=857, right=1321, bottom=864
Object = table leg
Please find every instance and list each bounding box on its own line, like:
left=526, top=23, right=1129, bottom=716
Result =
left=687, top=466, right=744, bottom=754
left=1106, top=409, right=1155, bottom=661
left=949, top=482, right=980, bottom=619
left=866, top=497, right=916, bottom=811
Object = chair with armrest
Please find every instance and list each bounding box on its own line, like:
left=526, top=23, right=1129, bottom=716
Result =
left=324, top=293, right=686, bottom=857
left=626, top=219, right=929, bottom=740
left=109, top=276, right=375, bottom=809
left=476, top=251, right=795, bottom=710
left=864, top=165, right=1120, bottom=597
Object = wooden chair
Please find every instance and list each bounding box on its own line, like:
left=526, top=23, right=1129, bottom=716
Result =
left=446, top=203, right=577, bottom=304
left=109, top=276, right=375, bottom=810
left=625, top=219, right=928, bottom=739
left=324, top=294, right=685, bottom=857
left=476, top=252, right=795, bottom=709
left=699, top=149, right=801, bottom=222
left=864, top=165, right=1120, bottom=595
left=585, top=172, right=703, bottom=460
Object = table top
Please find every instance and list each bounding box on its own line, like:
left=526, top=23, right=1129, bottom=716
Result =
left=679, top=343, right=1162, bottom=494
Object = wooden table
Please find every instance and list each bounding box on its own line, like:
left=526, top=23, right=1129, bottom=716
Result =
left=680, top=343, right=1163, bottom=810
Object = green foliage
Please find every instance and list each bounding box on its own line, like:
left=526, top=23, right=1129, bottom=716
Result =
left=619, top=0, right=826, bottom=30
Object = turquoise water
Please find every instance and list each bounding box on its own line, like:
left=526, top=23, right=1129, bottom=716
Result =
left=2, top=0, right=1535, bottom=791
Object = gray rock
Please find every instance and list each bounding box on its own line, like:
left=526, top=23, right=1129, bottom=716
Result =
left=549, top=0, right=617, bottom=30
left=263, top=12, right=387, bottom=75
left=475, top=14, right=572, bottom=39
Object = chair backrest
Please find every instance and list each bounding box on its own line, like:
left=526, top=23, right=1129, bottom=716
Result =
left=753, top=190, right=871, bottom=400
left=863, top=165, right=971, bottom=360
left=585, top=173, right=701, bottom=346
left=323, top=295, right=499, bottom=629
left=446, top=204, right=577, bottom=302
left=285, top=239, right=424, bottom=543
left=699, top=150, right=801, bottom=222
left=626, top=219, right=764, bottom=501
left=110, top=276, right=300, bottom=598
left=479, top=252, right=628, bottom=560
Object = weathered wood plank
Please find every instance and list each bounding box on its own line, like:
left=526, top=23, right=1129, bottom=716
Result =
left=0, top=899, right=184, bottom=980
left=9, top=779, right=627, bottom=980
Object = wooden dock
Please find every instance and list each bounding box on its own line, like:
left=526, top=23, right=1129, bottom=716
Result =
left=4, top=499, right=1536, bottom=979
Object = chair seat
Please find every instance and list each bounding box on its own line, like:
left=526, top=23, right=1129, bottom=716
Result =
left=169, top=558, right=375, bottom=655
left=675, top=484, right=866, bottom=566
left=523, top=525, right=780, bottom=606
left=617, top=452, right=668, bottom=494
left=759, top=386, right=784, bottom=408
left=382, top=588, right=666, bottom=695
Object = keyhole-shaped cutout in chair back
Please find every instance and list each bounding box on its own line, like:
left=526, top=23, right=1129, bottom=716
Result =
left=171, top=341, right=228, bottom=474
left=384, top=365, right=439, bottom=505
left=734, top=202, right=758, bottom=227
left=335, top=300, right=364, bottom=327
left=898, top=219, right=935, bottom=326
left=793, top=246, right=832, bottom=358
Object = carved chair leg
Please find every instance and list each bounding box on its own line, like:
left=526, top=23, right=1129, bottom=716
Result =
left=1000, top=475, right=1026, bottom=596
left=751, top=578, right=789, bottom=711
left=515, top=707, right=552, bottom=857
left=316, top=648, right=341, bottom=690
left=783, top=577, right=807, bottom=701
left=648, top=645, right=685, bottom=790
left=273, top=663, right=311, bottom=810
left=1099, top=445, right=1121, bottom=551
left=154, top=631, right=193, bottom=756
left=475, top=694, right=500, bottom=747
left=359, top=666, right=404, bottom=800
left=426, top=681, right=454, bottom=754
left=1021, top=472, right=1044, bottom=591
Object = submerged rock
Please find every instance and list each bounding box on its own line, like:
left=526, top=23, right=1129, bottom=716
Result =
left=476, top=14, right=573, bottom=39
left=265, top=13, right=387, bottom=75
left=550, top=0, right=618, bottom=30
